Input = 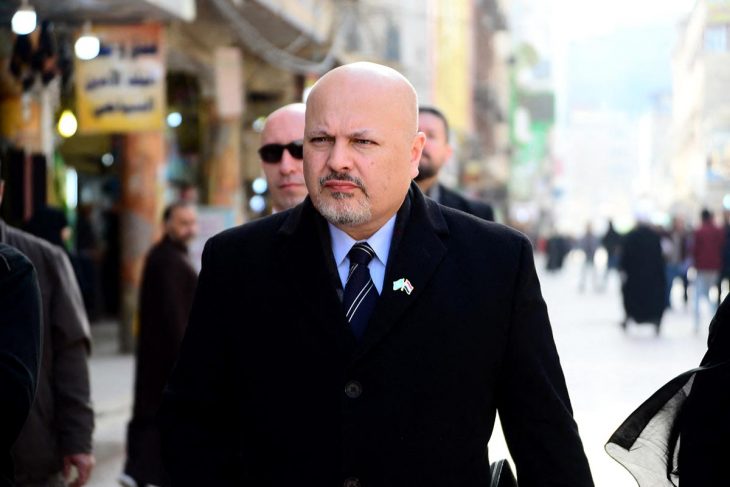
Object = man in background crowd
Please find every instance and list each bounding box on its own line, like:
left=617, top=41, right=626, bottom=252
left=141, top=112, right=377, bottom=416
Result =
left=578, top=223, right=600, bottom=293
left=0, top=161, right=95, bottom=487
left=663, top=216, right=691, bottom=309
left=120, top=202, right=198, bottom=487
left=415, top=106, right=494, bottom=221
left=693, top=208, right=725, bottom=330
left=258, top=103, right=308, bottom=213
left=601, top=219, right=622, bottom=287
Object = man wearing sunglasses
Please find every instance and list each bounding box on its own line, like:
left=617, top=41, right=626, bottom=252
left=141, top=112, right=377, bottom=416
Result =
left=161, top=63, right=593, bottom=486
left=258, top=103, right=308, bottom=213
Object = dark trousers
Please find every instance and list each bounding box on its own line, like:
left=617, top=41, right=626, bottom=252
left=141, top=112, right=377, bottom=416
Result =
left=124, top=416, right=170, bottom=487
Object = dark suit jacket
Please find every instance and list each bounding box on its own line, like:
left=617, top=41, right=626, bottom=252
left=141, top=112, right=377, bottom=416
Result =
left=0, top=244, right=42, bottom=487
left=0, top=220, right=93, bottom=481
left=437, top=184, right=495, bottom=222
left=160, top=184, right=592, bottom=486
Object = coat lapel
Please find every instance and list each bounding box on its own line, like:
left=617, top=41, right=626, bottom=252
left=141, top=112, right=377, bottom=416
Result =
left=276, top=200, right=356, bottom=348
left=352, top=184, right=449, bottom=363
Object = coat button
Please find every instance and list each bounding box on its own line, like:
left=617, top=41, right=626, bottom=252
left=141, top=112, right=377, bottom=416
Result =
left=344, top=381, right=362, bottom=399
left=343, top=477, right=361, bottom=487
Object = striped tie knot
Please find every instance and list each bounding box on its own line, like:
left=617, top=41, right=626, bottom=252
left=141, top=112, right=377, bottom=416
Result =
left=348, top=242, right=375, bottom=266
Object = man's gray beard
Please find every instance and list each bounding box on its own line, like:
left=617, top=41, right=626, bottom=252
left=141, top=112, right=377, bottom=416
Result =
left=315, top=192, right=372, bottom=226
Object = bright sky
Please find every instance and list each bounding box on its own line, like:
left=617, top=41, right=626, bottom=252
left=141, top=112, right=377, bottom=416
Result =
left=554, top=0, right=696, bottom=41
left=545, top=0, right=699, bottom=116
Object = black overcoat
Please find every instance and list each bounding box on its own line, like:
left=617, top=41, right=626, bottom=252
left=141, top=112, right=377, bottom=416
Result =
left=0, top=244, right=41, bottom=487
left=619, top=225, right=666, bottom=324
left=160, top=184, right=592, bottom=486
left=125, top=236, right=197, bottom=486
left=438, top=184, right=495, bottom=222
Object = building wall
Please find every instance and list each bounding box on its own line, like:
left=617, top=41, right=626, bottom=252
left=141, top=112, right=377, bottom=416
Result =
left=555, top=110, right=640, bottom=232
left=432, top=0, right=474, bottom=135
left=672, top=0, right=730, bottom=210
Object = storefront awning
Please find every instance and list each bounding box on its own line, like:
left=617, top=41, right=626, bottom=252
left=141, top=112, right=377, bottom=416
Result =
left=0, top=0, right=195, bottom=24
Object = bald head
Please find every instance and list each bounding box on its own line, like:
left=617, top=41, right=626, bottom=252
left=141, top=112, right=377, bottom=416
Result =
left=259, top=103, right=307, bottom=212
left=303, top=62, right=426, bottom=240
left=306, top=62, right=419, bottom=141
left=263, top=103, right=306, bottom=135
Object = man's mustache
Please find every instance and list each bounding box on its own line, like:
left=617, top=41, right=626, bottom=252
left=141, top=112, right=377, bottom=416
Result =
left=319, top=172, right=366, bottom=192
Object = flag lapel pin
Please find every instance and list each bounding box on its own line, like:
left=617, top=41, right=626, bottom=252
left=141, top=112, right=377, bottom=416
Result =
left=392, top=278, right=414, bottom=295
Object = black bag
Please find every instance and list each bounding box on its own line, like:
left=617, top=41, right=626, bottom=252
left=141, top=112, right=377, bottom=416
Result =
left=490, top=459, right=517, bottom=487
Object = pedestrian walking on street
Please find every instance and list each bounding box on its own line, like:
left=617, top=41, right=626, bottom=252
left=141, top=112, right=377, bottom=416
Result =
left=159, top=62, right=593, bottom=487
left=0, top=244, right=42, bottom=487
left=119, top=203, right=198, bottom=487
left=600, top=219, right=622, bottom=288
left=663, top=216, right=691, bottom=309
left=606, top=293, right=730, bottom=486
left=0, top=162, right=95, bottom=487
left=692, top=208, right=724, bottom=330
left=715, top=211, right=730, bottom=303
left=545, top=230, right=570, bottom=272
left=578, top=223, right=600, bottom=292
left=619, top=220, right=666, bottom=333
left=258, top=103, right=308, bottom=214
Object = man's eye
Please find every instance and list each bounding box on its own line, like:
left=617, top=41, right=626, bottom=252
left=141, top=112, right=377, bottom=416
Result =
left=355, top=139, right=374, bottom=145
left=310, top=137, right=331, bottom=144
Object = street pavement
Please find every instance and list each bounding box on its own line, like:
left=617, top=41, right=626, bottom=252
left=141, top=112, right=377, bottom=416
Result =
left=87, top=327, right=133, bottom=487
left=86, top=251, right=712, bottom=486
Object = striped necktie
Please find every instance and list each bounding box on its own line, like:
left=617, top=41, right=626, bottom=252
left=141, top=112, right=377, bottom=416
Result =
left=343, top=242, right=379, bottom=341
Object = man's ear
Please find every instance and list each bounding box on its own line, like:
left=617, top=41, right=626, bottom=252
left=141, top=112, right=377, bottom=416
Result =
left=0, top=180, right=4, bottom=207
left=409, top=132, right=426, bottom=178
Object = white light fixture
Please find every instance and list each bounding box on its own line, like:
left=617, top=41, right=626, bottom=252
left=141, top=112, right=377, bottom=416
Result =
left=12, top=0, right=37, bottom=36
left=65, top=168, right=78, bottom=210
left=252, top=117, right=266, bottom=133
left=166, top=112, right=183, bottom=128
left=75, top=21, right=100, bottom=60
left=101, top=153, right=115, bottom=167
left=249, top=195, right=266, bottom=213
left=58, top=109, right=78, bottom=138
left=252, top=177, right=268, bottom=195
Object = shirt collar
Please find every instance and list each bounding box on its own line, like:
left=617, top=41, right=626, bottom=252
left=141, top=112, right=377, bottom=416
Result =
left=328, top=213, right=397, bottom=268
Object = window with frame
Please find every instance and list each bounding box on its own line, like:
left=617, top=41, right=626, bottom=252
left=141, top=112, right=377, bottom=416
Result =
left=704, top=24, right=729, bottom=52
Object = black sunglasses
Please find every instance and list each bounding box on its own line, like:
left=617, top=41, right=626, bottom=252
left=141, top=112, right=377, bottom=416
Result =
left=258, top=140, right=304, bottom=163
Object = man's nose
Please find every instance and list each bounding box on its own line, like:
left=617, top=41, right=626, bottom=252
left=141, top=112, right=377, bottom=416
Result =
left=327, top=140, right=352, bottom=172
left=279, top=150, right=301, bottom=175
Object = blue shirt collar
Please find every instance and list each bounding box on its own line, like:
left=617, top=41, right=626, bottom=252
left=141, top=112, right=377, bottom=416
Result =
left=329, top=213, right=397, bottom=269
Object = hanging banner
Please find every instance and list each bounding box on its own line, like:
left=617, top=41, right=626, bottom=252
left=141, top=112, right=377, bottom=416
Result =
left=75, top=24, right=166, bottom=134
